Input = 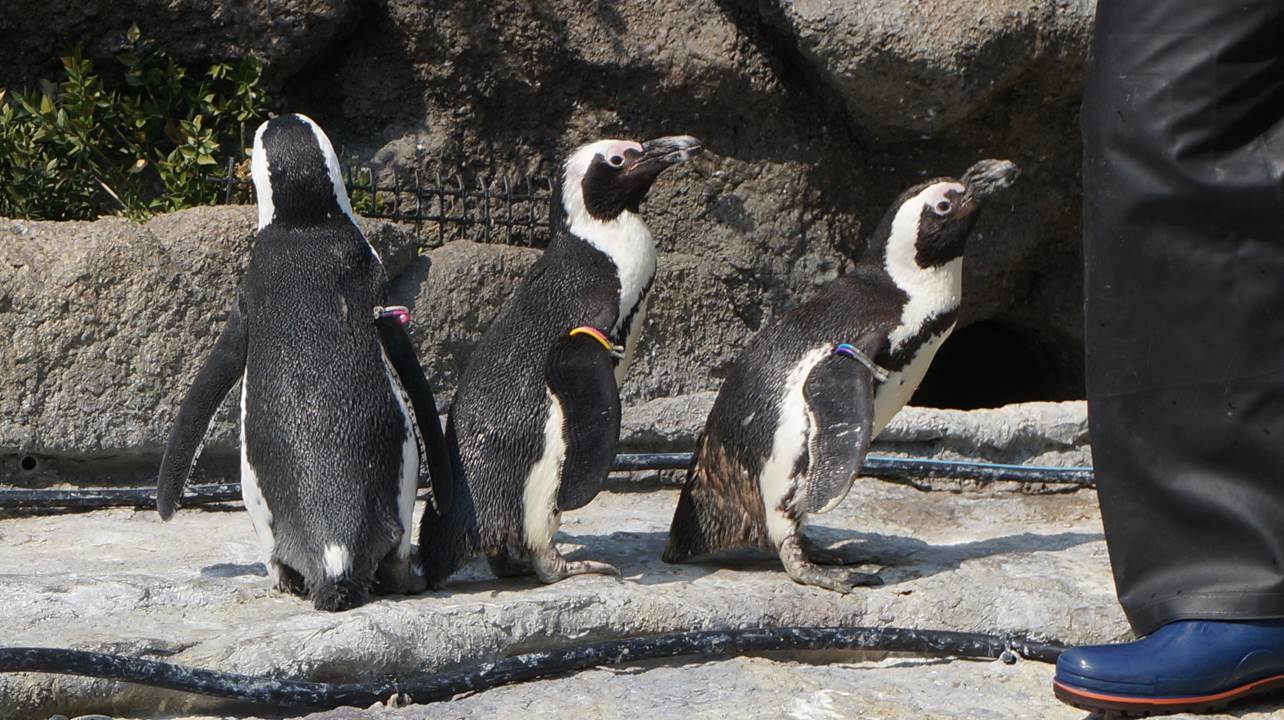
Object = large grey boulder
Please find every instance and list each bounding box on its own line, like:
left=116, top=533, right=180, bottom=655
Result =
left=391, top=241, right=540, bottom=404
left=0, top=0, right=360, bottom=87
left=396, top=242, right=758, bottom=405
left=759, top=0, right=1096, bottom=139
left=618, top=397, right=1090, bottom=467
left=0, top=208, right=418, bottom=485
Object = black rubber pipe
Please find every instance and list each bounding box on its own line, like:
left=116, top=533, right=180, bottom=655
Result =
left=0, top=454, right=1094, bottom=511
left=0, top=626, right=1066, bottom=710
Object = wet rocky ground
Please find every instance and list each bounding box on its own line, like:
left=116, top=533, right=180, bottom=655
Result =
left=3, top=401, right=1281, bottom=719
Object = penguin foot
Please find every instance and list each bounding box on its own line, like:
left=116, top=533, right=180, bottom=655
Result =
left=487, top=551, right=534, bottom=578
left=787, top=564, right=883, bottom=594
left=799, top=534, right=881, bottom=567
left=374, top=554, right=430, bottom=596
left=271, top=561, right=308, bottom=596
left=532, top=548, right=621, bottom=584
left=780, top=535, right=882, bottom=593
left=311, top=576, right=369, bottom=612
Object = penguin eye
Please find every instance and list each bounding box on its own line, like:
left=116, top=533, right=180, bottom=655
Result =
left=608, top=155, right=625, bottom=168
left=933, top=199, right=953, bottom=216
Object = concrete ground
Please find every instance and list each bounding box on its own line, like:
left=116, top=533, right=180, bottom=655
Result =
left=2, top=478, right=1282, bottom=719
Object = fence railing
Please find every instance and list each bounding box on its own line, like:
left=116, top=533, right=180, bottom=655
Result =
left=208, top=158, right=557, bottom=248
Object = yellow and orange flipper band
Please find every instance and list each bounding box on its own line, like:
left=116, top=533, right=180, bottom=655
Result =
left=569, top=326, right=614, bottom=352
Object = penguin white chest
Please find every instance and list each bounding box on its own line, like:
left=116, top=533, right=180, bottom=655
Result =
left=872, top=326, right=953, bottom=435
left=615, top=297, right=649, bottom=383
left=572, top=211, right=656, bottom=383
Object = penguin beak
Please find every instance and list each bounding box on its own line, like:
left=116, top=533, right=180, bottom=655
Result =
left=627, top=136, right=704, bottom=179
left=961, top=159, right=1019, bottom=202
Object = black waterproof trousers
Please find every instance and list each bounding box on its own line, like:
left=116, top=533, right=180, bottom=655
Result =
left=1084, top=0, right=1284, bottom=636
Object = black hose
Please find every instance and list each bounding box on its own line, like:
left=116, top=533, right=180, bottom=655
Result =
left=0, top=453, right=1094, bottom=511
left=0, top=626, right=1066, bottom=710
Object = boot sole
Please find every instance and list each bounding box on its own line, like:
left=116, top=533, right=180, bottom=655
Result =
left=1053, top=674, right=1284, bottom=716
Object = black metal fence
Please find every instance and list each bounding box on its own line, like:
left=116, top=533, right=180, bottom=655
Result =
left=209, top=158, right=557, bottom=248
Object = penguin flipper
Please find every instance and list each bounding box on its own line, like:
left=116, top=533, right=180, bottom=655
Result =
left=375, top=315, right=453, bottom=515
left=546, top=332, right=621, bottom=512
left=157, top=301, right=247, bottom=520
left=799, top=350, right=877, bottom=515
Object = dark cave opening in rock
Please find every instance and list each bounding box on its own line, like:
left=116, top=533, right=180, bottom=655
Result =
left=911, top=320, right=1085, bottom=410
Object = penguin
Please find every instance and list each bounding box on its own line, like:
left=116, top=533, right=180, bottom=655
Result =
left=663, top=159, right=1019, bottom=593
left=156, top=113, right=452, bottom=611
left=418, top=135, right=703, bottom=586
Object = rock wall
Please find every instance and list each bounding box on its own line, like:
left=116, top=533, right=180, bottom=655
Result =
left=0, top=0, right=1096, bottom=477
left=0, top=209, right=419, bottom=484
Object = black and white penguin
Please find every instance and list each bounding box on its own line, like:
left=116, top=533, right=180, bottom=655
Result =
left=663, top=159, right=1019, bottom=593
left=419, top=135, right=703, bottom=586
left=156, top=113, right=452, bottom=611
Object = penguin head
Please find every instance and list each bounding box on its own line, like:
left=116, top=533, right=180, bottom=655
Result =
left=875, top=158, right=1019, bottom=270
left=250, top=113, right=356, bottom=230
left=559, top=135, right=703, bottom=228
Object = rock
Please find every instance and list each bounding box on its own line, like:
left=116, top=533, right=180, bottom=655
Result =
left=613, top=398, right=1090, bottom=489
left=879, top=401, right=1090, bottom=467
left=618, top=392, right=719, bottom=453
left=394, top=240, right=758, bottom=406
left=0, top=480, right=1122, bottom=718
left=0, top=0, right=361, bottom=87
left=757, top=0, right=1095, bottom=139
left=4, top=0, right=1095, bottom=417
left=391, top=241, right=540, bottom=406
left=294, top=0, right=876, bottom=398
left=620, top=253, right=759, bottom=403
left=284, top=0, right=1091, bottom=402
left=0, top=208, right=419, bottom=486
left=617, top=397, right=1089, bottom=464
left=281, top=653, right=1284, bottom=720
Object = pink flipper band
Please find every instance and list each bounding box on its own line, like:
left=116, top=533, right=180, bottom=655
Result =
left=569, top=326, right=613, bottom=352
left=376, top=305, right=411, bottom=326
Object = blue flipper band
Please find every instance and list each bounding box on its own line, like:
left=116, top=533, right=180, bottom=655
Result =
left=834, top=343, right=890, bottom=382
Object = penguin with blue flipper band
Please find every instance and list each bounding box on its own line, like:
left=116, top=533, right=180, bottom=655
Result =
left=419, top=135, right=703, bottom=586
left=156, top=113, right=452, bottom=611
left=663, top=159, right=1019, bottom=593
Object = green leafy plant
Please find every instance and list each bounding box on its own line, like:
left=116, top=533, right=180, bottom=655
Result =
left=0, top=26, right=268, bottom=221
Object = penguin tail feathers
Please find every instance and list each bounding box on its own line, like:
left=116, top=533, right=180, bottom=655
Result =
left=310, top=575, right=368, bottom=612
left=416, top=495, right=479, bottom=589
left=663, top=433, right=764, bottom=563
left=662, top=484, right=702, bottom=563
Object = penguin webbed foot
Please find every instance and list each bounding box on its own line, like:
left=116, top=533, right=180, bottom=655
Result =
left=487, top=550, right=535, bottom=578
left=780, top=535, right=882, bottom=594
left=799, top=534, right=884, bottom=567
left=374, top=554, right=430, bottom=596
left=311, top=576, right=369, bottom=612
left=270, top=560, right=308, bottom=597
left=531, top=546, right=621, bottom=584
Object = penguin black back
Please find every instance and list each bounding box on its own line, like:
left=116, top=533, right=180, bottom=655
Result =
left=157, top=113, right=451, bottom=611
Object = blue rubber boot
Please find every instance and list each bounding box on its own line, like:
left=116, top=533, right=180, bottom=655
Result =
left=1053, top=620, right=1284, bottom=716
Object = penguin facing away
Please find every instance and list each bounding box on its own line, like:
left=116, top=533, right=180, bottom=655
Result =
left=156, top=113, right=452, bottom=611
left=663, top=159, right=1020, bottom=593
left=419, top=135, right=703, bottom=586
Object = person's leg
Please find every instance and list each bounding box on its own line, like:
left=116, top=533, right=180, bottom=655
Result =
left=1060, top=0, right=1284, bottom=713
